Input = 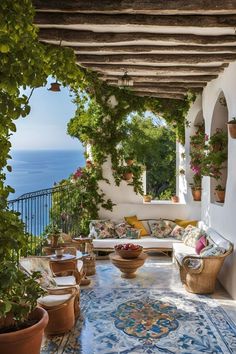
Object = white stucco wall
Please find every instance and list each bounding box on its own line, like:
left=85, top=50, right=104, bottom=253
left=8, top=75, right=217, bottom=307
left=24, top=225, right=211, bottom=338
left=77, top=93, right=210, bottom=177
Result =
left=187, top=62, right=236, bottom=299
left=98, top=152, right=201, bottom=223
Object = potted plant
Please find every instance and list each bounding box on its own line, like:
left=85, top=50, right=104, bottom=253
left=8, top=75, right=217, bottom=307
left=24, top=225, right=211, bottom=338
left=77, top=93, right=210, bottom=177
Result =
left=124, top=155, right=134, bottom=166
left=0, top=209, right=48, bottom=354
left=143, top=194, right=152, bottom=202
left=190, top=174, right=202, bottom=201
left=215, top=184, right=226, bottom=203
left=122, top=165, right=134, bottom=181
left=46, top=224, right=62, bottom=249
left=171, top=195, right=179, bottom=203
left=227, top=117, right=236, bottom=139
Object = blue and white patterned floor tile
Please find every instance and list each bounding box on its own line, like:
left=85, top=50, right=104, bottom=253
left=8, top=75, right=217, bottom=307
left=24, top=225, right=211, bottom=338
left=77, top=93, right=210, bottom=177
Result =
left=41, top=257, right=236, bottom=354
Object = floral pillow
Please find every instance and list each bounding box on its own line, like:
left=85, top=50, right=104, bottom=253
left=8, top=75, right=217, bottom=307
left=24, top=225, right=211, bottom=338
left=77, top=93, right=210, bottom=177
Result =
left=89, top=220, right=116, bottom=239
left=170, top=225, right=185, bottom=240
left=149, top=219, right=176, bottom=238
left=126, top=228, right=141, bottom=239
left=115, top=222, right=131, bottom=238
left=200, top=245, right=226, bottom=257
left=182, top=226, right=206, bottom=248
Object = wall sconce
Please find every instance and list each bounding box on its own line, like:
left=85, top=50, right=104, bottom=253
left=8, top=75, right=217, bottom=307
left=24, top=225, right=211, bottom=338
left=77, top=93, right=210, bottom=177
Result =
left=118, top=71, right=133, bottom=87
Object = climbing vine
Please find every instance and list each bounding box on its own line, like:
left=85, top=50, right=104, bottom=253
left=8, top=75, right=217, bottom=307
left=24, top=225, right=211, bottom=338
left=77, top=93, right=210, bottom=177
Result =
left=0, top=0, right=195, bottom=243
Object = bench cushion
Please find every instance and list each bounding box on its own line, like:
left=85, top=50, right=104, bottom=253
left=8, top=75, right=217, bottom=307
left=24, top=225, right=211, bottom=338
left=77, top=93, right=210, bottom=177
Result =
left=93, top=237, right=182, bottom=250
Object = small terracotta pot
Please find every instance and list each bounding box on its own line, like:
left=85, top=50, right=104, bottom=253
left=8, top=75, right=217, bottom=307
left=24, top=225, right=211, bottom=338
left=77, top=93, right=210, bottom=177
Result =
left=51, top=235, right=60, bottom=248
left=143, top=195, right=152, bottom=202
left=215, top=190, right=225, bottom=203
left=0, top=307, right=48, bottom=354
left=191, top=188, right=201, bottom=201
left=125, top=159, right=134, bottom=166
left=171, top=195, right=179, bottom=203
left=123, top=172, right=133, bottom=181
left=227, top=123, right=236, bottom=139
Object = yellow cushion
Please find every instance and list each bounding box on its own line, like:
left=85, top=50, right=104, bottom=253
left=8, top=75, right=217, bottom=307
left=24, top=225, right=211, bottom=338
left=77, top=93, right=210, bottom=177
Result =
left=124, top=215, right=148, bottom=236
left=174, top=219, right=198, bottom=228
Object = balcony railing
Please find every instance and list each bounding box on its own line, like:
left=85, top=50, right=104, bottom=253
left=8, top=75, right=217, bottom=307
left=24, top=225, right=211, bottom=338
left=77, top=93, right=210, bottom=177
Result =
left=8, top=185, right=72, bottom=254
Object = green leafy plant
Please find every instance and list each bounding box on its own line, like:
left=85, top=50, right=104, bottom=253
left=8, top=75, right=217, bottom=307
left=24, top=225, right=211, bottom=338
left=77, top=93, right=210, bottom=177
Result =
left=189, top=124, right=205, bottom=190
left=215, top=184, right=225, bottom=191
left=0, top=209, right=45, bottom=331
left=201, top=129, right=228, bottom=179
left=228, top=117, right=236, bottom=124
left=51, top=165, right=114, bottom=236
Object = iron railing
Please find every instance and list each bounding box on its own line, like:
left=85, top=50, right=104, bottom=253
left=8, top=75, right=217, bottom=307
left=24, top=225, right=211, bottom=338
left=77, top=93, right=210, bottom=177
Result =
left=8, top=185, right=72, bottom=254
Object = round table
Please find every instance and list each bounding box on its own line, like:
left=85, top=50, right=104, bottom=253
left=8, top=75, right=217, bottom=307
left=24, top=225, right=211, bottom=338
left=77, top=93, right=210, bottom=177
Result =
left=109, top=252, right=147, bottom=278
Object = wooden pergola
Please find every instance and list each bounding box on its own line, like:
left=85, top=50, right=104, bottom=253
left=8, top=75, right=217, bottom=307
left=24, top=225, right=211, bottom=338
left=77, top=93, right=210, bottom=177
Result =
left=34, top=0, right=236, bottom=100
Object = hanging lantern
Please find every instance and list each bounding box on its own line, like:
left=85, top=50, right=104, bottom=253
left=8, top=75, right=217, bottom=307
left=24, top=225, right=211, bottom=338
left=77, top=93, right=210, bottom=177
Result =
left=48, top=81, right=61, bottom=92
left=118, top=71, right=133, bottom=87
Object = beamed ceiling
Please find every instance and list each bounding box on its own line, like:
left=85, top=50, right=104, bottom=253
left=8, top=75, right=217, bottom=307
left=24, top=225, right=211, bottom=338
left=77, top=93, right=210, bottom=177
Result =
left=33, top=0, right=236, bottom=100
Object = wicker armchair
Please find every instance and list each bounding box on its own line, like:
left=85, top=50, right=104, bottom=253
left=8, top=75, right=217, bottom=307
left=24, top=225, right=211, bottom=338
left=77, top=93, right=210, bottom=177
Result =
left=176, top=244, right=233, bottom=294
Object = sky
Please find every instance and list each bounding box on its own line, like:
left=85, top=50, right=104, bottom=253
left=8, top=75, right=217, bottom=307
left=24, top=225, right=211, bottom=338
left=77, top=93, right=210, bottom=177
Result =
left=10, top=78, right=83, bottom=151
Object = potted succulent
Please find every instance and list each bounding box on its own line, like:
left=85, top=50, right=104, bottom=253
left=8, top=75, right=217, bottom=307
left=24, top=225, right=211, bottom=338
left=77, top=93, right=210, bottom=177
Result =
left=227, top=117, right=236, bottom=139
left=0, top=209, right=48, bottom=354
left=215, top=184, right=226, bottom=203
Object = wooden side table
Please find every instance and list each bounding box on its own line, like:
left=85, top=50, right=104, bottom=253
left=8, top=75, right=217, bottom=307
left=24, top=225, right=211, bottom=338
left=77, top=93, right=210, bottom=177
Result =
left=109, top=252, right=147, bottom=278
left=72, top=238, right=96, bottom=276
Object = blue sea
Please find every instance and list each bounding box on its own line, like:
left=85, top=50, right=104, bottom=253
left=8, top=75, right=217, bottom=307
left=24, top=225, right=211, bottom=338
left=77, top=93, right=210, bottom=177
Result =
left=6, top=150, right=85, bottom=199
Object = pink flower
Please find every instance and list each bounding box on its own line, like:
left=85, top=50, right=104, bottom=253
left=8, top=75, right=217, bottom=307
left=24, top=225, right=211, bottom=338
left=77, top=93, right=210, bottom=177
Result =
left=192, top=166, right=200, bottom=174
left=73, top=167, right=83, bottom=179
left=205, top=134, right=209, bottom=141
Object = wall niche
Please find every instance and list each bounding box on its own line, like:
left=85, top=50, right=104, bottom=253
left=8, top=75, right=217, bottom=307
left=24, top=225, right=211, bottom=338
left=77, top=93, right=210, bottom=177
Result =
left=209, top=91, right=228, bottom=205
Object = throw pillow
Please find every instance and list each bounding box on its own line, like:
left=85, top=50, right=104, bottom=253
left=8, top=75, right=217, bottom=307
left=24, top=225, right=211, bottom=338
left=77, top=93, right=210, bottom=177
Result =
left=183, top=227, right=206, bottom=248
left=195, top=235, right=208, bottom=255
left=89, top=220, right=115, bottom=239
left=174, top=219, right=198, bottom=228
left=170, top=225, right=185, bottom=240
left=200, top=245, right=226, bottom=257
left=124, top=215, right=148, bottom=236
left=148, top=219, right=174, bottom=238
left=115, top=222, right=131, bottom=238
left=126, top=228, right=141, bottom=239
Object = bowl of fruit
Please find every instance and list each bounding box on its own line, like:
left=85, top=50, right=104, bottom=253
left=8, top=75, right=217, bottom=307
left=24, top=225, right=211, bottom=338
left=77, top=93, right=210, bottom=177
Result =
left=114, top=243, right=143, bottom=259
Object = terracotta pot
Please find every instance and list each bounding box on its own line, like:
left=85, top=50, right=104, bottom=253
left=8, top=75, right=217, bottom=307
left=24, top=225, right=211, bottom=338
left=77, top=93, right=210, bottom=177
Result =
left=123, top=172, right=133, bottom=181
left=191, top=188, right=201, bottom=201
left=215, top=190, right=225, bottom=203
left=125, top=159, right=134, bottom=166
left=171, top=195, right=179, bottom=203
left=228, top=123, right=236, bottom=139
left=0, top=307, right=48, bottom=354
left=51, top=235, right=60, bottom=248
left=143, top=195, right=152, bottom=202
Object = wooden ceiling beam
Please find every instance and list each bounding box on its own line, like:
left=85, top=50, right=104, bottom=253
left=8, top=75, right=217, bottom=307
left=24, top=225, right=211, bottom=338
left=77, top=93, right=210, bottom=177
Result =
left=67, top=45, right=236, bottom=54
left=77, top=53, right=236, bottom=64
left=39, top=29, right=236, bottom=46
left=35, top=13, right=236, bottom=28
left=100, top=75, right=213, bottom=83
left=81, top=63, right=226, bottom=75
left=105, top=81, right=205, bottom=88
left=33, top=1, right=236, bottom=15
left=130, top=87, right=201, bottom=94
left=133, top=92, right=185, bottom=100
